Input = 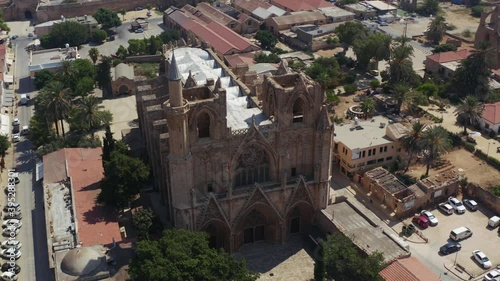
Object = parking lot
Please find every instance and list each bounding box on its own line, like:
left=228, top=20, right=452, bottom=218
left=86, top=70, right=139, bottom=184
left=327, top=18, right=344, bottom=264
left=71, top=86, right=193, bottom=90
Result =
left=401, top=199, right=500, bottom=278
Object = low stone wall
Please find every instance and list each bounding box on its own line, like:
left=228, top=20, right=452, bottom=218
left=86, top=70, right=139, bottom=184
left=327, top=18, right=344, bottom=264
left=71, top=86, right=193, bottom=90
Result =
left=463, top=183, right=500, bottom=214
left=124, top=55, right=163, bottom=63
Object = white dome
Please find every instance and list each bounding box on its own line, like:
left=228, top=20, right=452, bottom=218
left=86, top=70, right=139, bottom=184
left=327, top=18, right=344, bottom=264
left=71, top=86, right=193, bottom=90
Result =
left=60, top=247, right=104, bottom=276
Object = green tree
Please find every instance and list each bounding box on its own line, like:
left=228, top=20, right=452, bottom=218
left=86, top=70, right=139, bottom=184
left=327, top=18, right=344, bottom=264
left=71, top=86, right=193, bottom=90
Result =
left=419, top=0, right=440, bottom=16
left=28, top=112, right=56, bottom=149
left=0, top=135, right=10, bottom=157
left=159, top=29, right=180, bottom=44
left=74, top=77, right=95, bottom=97
left=119, top=9, right=127, bottom=20
left=34, top=70, right=54, bottom=90
left=401, top=121, right=426, bottom=173
left=391, top=83, right=410, bottom=113
left=254, top=52, right=281, bottom=63
left=370, top=79, right=380, bottom=89
left=432, top=44, right=458, bottom=53
left=116, top=45, right=128, bottom=59
left=102, top=125, right=115, bottom=162
left=255, top=30, right=278, bottom=50
left=96, top=56, right=113, bottom=96
left=421, top=126, right=452, bottom=176
left=0, top=10, right=10, bottom=32
left=335, top=22, right=369, bottom=51
left=471, top=5, right=484, bottom=17
left=98, top=149, right=149, bottom=208
left=133, top=208, right=155, bottom=240
left=416, top=82, right=438, bottom=100
left=37, top=81, right=72, bottom=137
left=69, top=95, right=112, bottom=137
left=128, top=39, right=147, bottom=55
left=426, top=15, right=447, bottom=45
left=314, top=245, right=325, bottom=281
left=388, top=41, right=419, bottom=86
left=452, top=46, right=492, bottom=99
left=92, top=30, right=108, bottom=43
left=147, top=36, right=163, bottom=55
left=323, top=233, right=384, bottom=281
left=305, top=57, right=341, bottom=89
left=129, top=229, right=259, bottom=281
left=336, top=0, right=358, bottom=6
left=353, top=33, right=392, bottom=68
left=360, top=97, right=376, bottom=119
left=93, top=8, right=122, bottom=29
left=454, top=96, right=484, bottom=135
left=88, top=47, right=100, bottom=65
left=40, top=21, right=87, bottom=49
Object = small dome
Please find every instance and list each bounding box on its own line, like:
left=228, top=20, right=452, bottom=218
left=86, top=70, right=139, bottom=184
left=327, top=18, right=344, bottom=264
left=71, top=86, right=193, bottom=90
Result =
left=60, top=247, right=104, bottom=276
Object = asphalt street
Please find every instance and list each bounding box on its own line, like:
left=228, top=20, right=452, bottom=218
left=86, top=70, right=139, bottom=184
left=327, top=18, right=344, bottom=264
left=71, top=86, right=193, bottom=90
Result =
left=10, top=24, right=54, bottom=281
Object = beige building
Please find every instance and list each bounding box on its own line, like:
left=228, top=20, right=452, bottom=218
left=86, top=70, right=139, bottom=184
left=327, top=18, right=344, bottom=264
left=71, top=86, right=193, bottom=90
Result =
left=265, top=11, right=327, bottom=35
left=333, top=116, right=409, bottom=176
left=135, top=47, right=333, bottom=252
left=34, top=15, right=100, bottom=38
left=111, top=63, right=135, bottom=96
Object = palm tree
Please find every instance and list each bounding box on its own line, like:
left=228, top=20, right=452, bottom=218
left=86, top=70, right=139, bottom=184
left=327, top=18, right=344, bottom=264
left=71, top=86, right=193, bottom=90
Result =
left=391, top=83, right=410, bottom=114
left=426, top=15, right=447, bottom=45
left=89, top=48, right=100, bottom=65
left=56, top=60, right=75, bottom=88
left=389, top=44, right=414, bottom=84
left=421, top=126, right=452, bottom=176
left=119, top=9, right=126, bottom=21
left=38, top=81, right=72, bottom=137
left=401, top=121, right=426, bottom=173
left=454, top=96, right=484, bottom=135
left=360, top=97, right=376, bottom=119
left=70, top=95, right=113, bottom=138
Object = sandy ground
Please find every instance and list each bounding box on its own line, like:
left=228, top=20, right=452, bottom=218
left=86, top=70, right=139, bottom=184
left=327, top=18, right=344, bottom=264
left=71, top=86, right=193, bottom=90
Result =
left=407, top=148, right=500, bottom=188
left=441, top=3, right=480, bottom=36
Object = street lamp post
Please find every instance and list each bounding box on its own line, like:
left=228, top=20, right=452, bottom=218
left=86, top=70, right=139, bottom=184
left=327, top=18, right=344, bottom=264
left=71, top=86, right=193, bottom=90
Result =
left=454, top=251, right=459, bottom=266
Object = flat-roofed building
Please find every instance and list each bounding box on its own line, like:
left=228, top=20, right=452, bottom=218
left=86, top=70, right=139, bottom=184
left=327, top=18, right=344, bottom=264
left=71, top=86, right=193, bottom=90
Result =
left=333, top=116, right=409, bottom=176
left=343, top=3, right=377, bottom=19
left=34, top=15, right=100, bottom=38
left=270, top=0, right=333, bottom=12
left=265, top=11, right=327, bottom=35
left=318, top=7, right=355, bottom=23
left=366, top=1, right=397, bottom=15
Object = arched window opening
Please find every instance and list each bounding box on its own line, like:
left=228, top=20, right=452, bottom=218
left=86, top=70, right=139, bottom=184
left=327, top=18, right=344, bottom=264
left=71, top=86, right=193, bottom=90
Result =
left=268, top=94, right=275, bottom=118
left=292, top=98, right=304, bottom=123
left=197, top=112, right=211, bottom=138
left=234, top=145, right=270, bottom=188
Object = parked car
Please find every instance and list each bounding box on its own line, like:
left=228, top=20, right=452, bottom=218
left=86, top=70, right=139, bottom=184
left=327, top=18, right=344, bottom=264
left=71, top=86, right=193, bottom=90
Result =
left=412, top=215, right=429, bottom=229
left=11, top=119, right=19, bottom=127
left=0, top=248, right=21, bottom=259
left=450, top=226, right=473, bottom=241
left=135, top=28, right=144, bottom=33
left=448, top=197, right=466, bottom=214
left=1, top=271, right=17, bottom=281
left=484, top=269, right=500, bottom=281
left=2, top=220, right=21, bottom=229
left=10, top=35, right=18, bottom=40
left=463, top=199, right=478, bottom=211
left=1, top=240, right=22, bottom=250
left=438, top=203, right=454, bottom=215
left=421, top=210, right=438, bottom=226
left=3, top=212, right=22, bottom=220
left=147, top=11, right=152, bottom=17
left=439, top=242, right=461, bottom=255
left=488, top=216, right=500, bottom=229
left=1, top=227, right=19, bottom=237
left=11, top=135, right=19, bottom=143
left=379, top=21, right=388, bottom=26
left=1, top=262, right=20, bottom=274
left=473, top=250, right=492, bottom=269
left=135, top=6, right=143, bottom=11
left=27, top=33, right=33, bottom=38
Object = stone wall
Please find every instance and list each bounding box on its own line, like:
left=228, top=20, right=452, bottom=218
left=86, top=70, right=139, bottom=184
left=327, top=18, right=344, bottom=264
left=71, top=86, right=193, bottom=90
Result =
left=463, top=183, right=500, bottom=214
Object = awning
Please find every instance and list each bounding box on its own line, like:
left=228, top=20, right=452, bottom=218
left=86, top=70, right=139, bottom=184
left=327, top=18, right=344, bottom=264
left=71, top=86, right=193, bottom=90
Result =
left=3, top=74, right=13, bottom=83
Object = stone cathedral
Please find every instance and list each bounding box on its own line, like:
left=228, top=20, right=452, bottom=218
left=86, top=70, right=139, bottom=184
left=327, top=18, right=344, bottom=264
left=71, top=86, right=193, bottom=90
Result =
left=136, top=47, right=333, bottom=252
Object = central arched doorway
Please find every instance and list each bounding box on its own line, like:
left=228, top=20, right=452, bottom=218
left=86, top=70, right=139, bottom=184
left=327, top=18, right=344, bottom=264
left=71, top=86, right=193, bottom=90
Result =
left=24, top=10, right=33, bottom=19
left=286, top=202, right=315, bottom=236
left=235, top=203, right=282, bottom=249
left=118, top=85, right=129, bottom=95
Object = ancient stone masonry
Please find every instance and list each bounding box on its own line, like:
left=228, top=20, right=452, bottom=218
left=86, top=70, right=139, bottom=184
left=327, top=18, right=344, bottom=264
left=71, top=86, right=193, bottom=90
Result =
left=135, top=47, right=334, bottom=251
left=475, top=4, right=500, bottom=69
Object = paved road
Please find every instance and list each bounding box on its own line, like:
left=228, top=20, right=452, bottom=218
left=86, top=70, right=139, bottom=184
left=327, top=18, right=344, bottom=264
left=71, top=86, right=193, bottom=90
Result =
left=11, top=27, right=54, bottom=281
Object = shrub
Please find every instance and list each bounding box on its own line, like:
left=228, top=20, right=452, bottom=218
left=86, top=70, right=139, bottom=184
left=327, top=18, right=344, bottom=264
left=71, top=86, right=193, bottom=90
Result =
left=464, top=142, right=475, bottom=152
left=462, top=29, right=472, bottom=38
left=492, top=185, right=500, bottom=197
left=471, top=6, right=484, bottom=18
left=446, top=24, right=457, bottom=31
left=343, top=84, right=358, bottom=95
left=370, top=79, right=380, bottom=89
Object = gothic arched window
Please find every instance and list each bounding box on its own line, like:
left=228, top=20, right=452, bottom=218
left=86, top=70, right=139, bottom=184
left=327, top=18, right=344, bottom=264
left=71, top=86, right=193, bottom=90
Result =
left=234, top=145, right=270, bottom=188
left=197, top=112, right=211, bottom=138
left=292, top=98, right=304, bottom=123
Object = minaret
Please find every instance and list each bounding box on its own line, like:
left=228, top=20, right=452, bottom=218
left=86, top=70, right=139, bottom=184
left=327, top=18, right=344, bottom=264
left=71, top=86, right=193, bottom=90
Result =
left=169, top=52, right=183, bottom=107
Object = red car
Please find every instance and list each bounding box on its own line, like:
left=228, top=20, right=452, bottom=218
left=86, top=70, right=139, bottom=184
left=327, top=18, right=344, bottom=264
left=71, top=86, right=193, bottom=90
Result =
left=412, top=215, right=429, bottom=229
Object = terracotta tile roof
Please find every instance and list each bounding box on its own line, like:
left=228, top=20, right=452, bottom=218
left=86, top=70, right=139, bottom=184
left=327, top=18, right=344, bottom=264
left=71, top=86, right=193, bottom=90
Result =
left=195, top=3, right=236, bottom=26
left=426, top=49, right=472, bottom=63
left=234, top=0, right=272, bottom=13
left=170, top=9, right=260, bottom=55
left=271, top=0, right=332, bottom=11
left=379, top=257, right=440, bottom=281
left=270, top=11, right=327, bottom=27
left=43, top=148, right=122, bottom=247
left=482, top=102, right=500, bottom=124
left=225, top=52, right=257, bottom=67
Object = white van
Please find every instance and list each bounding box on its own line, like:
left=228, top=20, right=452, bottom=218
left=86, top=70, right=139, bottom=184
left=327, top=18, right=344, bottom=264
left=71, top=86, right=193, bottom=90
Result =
left=449, top=226, right=473, bottom=241
left=21, top=126, right=29, bottom=135
left=20, top=94, right=28, bottom=105
left=488, top=216, right=500, bottom=228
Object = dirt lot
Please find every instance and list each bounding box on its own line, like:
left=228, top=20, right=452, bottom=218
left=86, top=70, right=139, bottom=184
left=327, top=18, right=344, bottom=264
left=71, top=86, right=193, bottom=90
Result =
left=441, top=3, right=480, bottom=36
left=400, top=203, right=500, bottom=278
left=407, top=148, right=500, bottom=188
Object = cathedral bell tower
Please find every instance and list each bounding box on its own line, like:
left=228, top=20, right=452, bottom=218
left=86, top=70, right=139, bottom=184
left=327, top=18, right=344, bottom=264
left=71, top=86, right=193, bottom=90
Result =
left=165, top=51, right=195, bottom=228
